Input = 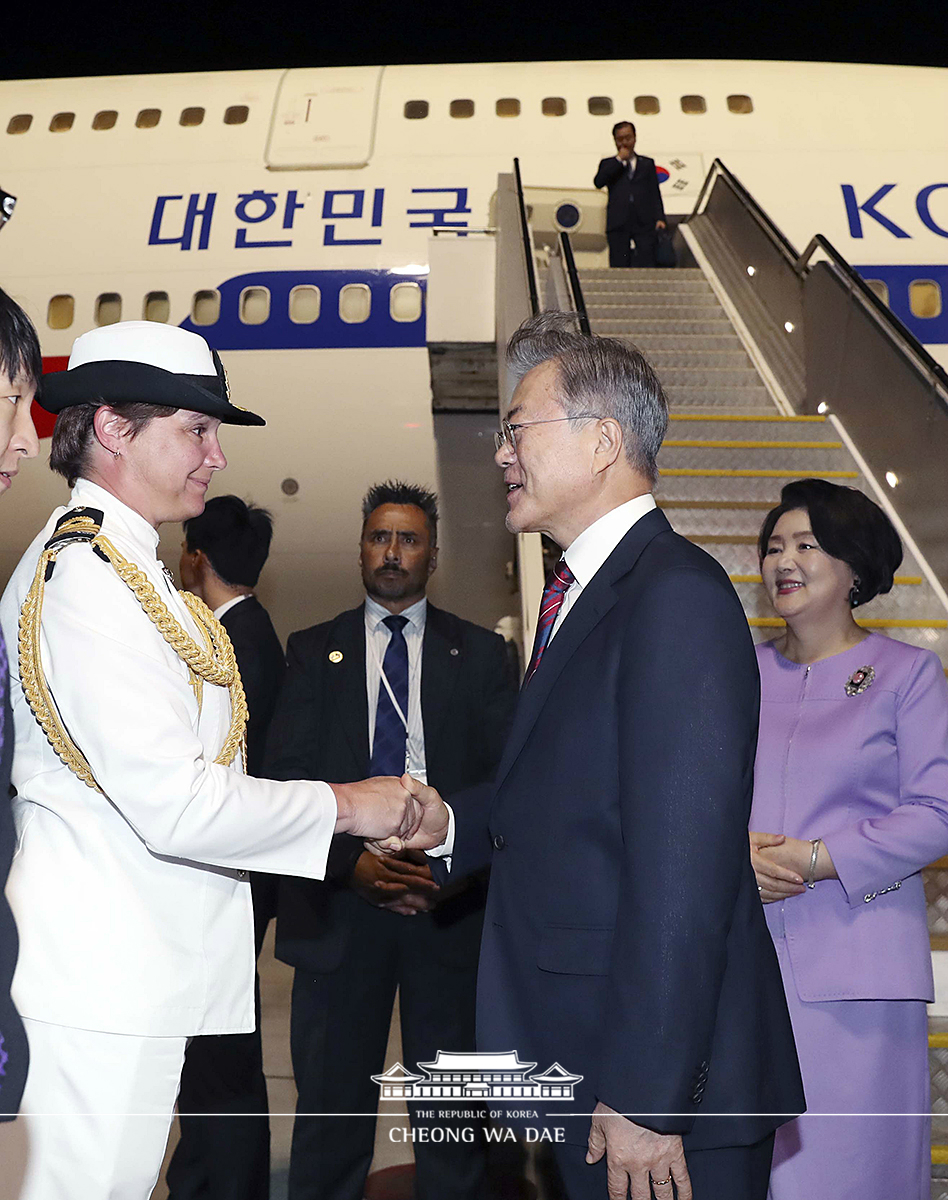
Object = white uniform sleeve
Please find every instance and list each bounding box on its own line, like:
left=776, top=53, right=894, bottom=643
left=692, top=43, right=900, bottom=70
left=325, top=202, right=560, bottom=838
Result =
left=38, top=545, right=335, bottom=878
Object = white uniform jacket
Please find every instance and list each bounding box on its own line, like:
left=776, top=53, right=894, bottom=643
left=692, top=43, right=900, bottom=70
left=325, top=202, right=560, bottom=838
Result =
left=0, top=479, right=335, bottom=1037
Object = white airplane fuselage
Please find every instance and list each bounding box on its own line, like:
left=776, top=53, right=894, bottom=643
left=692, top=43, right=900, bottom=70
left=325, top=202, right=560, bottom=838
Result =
left=2, top=59, right=946, bottom=635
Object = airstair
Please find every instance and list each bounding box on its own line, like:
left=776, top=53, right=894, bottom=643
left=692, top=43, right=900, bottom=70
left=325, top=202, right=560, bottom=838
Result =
left=486, top=159, right=948, bottom=1199
left=578, top=266, right=948, bottom=664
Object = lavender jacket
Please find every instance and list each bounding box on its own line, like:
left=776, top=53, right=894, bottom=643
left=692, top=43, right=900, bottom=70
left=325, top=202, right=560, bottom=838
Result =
left=750, top=632, right=948, bottom=1002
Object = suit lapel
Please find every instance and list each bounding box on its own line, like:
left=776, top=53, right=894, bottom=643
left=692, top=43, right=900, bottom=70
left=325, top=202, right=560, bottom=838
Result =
left=327, top=608, right=370, bottom=771
left=420, top=605, right=460, bottom=770
left=493, top=508, right=671, bottom=793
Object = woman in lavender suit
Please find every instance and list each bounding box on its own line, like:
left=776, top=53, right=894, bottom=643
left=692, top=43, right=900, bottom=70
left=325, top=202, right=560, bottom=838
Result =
left=750, top=477, right=948, bottom=1200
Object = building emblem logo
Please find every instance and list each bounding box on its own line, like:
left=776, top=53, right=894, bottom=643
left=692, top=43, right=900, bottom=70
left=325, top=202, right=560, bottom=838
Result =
left=372, top=1051, right=582, bottom=1102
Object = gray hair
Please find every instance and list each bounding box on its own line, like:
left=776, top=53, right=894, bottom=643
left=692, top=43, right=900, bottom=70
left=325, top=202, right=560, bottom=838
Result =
left=506, top=312, right=668, bottom=485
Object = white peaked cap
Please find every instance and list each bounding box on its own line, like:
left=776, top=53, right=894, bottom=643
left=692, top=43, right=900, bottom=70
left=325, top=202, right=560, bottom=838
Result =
left=67, top=321, right=217, bottom=375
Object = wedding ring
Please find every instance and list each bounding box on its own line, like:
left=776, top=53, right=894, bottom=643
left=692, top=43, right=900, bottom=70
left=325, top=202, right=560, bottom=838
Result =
left=651, top=1176, right=672, bottom=1186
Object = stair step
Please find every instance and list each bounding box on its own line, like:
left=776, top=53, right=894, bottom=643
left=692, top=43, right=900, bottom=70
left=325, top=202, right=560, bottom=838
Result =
left=639, top=350, right=753, bottom=369
left=586, top=296, right=722, bottom=313
left=580, top=267, right=704, bottom=280
left=658, top=447, right=854, bottom=472
left=616, top=335, right=747, bottom=353
left=604, top=319, right=735, bottom=335
left=649, top=367, right=765, bottom=386
left=593, top=310, right=732, bottom=327
left=665, top=390, right=775, bottom=410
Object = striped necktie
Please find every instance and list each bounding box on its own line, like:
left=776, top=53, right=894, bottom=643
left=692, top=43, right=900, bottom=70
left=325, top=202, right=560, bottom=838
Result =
left=524, top=559, right=575, bottom=685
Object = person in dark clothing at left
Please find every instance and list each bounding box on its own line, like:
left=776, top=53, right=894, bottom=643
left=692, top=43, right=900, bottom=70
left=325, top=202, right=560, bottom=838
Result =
left=168, top=495, right=286, bottom=1200
left=0, top=289, right=41, bottom=1123
left=594, top=120, right=667, bottom=268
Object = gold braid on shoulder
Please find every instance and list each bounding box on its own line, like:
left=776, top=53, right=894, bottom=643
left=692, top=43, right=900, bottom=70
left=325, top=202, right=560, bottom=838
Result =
left=18, top=508, right=248, bottom=793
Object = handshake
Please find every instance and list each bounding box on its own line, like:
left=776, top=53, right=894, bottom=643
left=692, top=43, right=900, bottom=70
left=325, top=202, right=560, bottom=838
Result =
left=331, top=773, right=450, bottom=854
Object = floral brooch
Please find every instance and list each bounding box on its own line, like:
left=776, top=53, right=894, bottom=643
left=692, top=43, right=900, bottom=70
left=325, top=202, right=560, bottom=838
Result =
left=845, top=665, right=875, bottom=696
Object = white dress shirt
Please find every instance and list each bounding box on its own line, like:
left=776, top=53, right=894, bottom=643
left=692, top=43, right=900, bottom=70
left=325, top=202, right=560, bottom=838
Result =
left=214, top=594, right=251, bottom=621
left=429, top=494, right=657, bottom=862
left=364, top=595, right=428, bottom=781
left=0, top=479, right=337, bottom=1037
left=550, top=493, right=657, bottom=643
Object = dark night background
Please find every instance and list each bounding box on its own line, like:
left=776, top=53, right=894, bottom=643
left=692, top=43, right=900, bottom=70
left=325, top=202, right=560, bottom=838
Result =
left=3, top=0, right=946, bottom=80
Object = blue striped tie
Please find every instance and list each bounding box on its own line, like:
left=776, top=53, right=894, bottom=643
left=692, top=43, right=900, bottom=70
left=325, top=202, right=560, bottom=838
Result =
left=370, top=614, right=410, bottom=776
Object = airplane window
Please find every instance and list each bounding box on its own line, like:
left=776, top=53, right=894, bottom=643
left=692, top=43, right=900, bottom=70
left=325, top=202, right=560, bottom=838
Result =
left=289, top=285, right=321, bottom=324
left=864, top=280, right=889, bottom=306
left=239, top=287, right=270, bottom=325
left=7, top=114, right=32, bottom=135
left=143, top=291, right=170, bottom=322
left=47, top=295, right=74, bottom=330
left=390, top=282, right=423, bottom=323
left=224, top=105, right=250, bottom=125
left=49, top=112, right=75, bottom=133
left=727, top=94, right=754, bottom=114
left=450, top=100, right=475, bottom=118
left=496, top=98, right=520, bottom=117
left=95, top=293, right=122, bottom=326
left=191, top=290, right=220, bottom=326
left=93, top=110, right=118, bottom=131
left=180, top=107, right=205, bottom=127
left=681, top=95, right=707, bottom=114
left=588, top=96, right=613, bottom=116
left=339, top=284, right=371, bottom=324
left=136, top=108, right=161, bottom=129
left=634, top=96, right=660, bottom=115
left=404, top=100, right=429, bottom=120
left=909, top=280, right=942, bottom=319
left=542, top=97, right=567, bottom=116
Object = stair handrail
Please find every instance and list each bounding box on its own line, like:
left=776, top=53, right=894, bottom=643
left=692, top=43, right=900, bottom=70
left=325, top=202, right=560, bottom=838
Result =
left=798, top=233, right=948, bottom=400
left=690, top=158, right=948, bottom=409
left=559, top=232, right=591, bottom=335
left=688, top=158, right=800, bottom=268
left=513, top=157, right=540, bottom=317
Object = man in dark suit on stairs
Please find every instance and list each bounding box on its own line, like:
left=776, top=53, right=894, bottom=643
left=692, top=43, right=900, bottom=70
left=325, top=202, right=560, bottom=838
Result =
left=168, top=495, right=287, bottom=1200
left=595, top=120, right=667, bottom=268
left=266, top=480, right=517, bottom=1200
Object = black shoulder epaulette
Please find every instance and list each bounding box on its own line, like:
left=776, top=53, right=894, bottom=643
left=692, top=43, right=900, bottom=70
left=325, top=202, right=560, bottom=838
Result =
left=42, top=508, right=105, bottom=579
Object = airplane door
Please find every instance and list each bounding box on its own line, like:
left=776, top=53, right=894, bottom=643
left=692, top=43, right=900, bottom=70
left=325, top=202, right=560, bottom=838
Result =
left=266, top=67, right=383, bottom=170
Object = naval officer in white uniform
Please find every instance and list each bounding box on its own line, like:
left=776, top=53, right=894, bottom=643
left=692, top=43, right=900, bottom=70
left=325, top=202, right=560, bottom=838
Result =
left=0, top=322, right=441, bottom=1200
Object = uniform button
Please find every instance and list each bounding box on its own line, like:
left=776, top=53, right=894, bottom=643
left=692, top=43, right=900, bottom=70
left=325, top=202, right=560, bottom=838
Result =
left=492, top=834, right=506, bottom=850
left=237, top=870, right=247, bottom=879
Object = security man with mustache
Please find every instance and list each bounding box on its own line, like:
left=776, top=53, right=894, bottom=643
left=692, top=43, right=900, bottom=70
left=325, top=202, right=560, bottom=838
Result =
left=266, top=480, right=517, bottom=1200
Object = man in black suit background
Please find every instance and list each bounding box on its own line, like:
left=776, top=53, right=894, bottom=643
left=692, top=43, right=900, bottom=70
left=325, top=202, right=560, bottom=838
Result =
left=594, top=120, right=667, bottom=267
left=266, top=480, right=517, bottom=1200
left=168, top=495, right=286, bottom=1200
left=396, top=315, right=804, bottom=1200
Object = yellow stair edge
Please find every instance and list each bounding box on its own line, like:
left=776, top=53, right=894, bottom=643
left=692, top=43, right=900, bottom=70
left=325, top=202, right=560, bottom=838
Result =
left=663, top=469, right=859, bottom=479
left=932, top=1145, right=948, bottom=1165
left=749, top=618, right=947, bottom=629
left=668, top=414, right=827, bottom=422
left=665, top=440, right=842, bottom=450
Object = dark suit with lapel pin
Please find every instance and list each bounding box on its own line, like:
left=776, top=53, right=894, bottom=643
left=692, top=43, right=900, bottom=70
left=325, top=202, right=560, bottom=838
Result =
left=594, top=153, right=666, bottom=267
left=434, top=509, right=804, bottom=1198
left=266, top=602, right=516, bottom=1200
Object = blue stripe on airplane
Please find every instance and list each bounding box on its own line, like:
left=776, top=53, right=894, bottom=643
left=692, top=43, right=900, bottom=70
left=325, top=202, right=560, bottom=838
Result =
left=854, top=264, right=948, bottom=344
left=178, top=269, right=428, bottom=350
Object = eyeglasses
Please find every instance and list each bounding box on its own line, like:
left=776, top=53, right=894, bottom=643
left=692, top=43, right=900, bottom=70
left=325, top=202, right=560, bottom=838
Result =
left=493, top=415, right=602, bottom=452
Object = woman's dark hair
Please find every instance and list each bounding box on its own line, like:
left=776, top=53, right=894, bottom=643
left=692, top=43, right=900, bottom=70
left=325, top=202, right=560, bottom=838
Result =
left=50, top=401, right=177, bottom=487
left=758, top=478, right=903, bottom=608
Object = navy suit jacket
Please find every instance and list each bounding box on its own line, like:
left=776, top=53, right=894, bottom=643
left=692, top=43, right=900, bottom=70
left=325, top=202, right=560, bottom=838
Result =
left=594, top=154, right=666, bottom=232
left=436, top=509, right=804, bottom=1150
left=266, top=603, right=517, bottom=975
